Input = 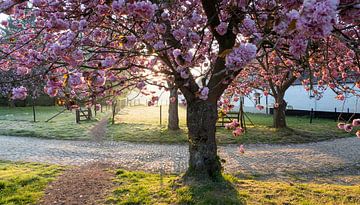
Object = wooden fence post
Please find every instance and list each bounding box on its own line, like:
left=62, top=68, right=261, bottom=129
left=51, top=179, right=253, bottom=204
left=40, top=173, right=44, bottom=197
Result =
left=76, top=109, right=80, bottom=123
left=160, top=105, right=162, bottom=126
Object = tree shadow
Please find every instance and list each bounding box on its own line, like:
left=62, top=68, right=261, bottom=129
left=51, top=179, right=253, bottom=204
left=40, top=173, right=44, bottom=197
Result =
left=175, top=175, right=246, bottom=205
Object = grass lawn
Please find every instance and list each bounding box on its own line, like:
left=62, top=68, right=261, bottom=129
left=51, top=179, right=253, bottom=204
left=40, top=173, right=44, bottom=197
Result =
left=107, top=105, right=354, bottom=144
left=0, top=161, right=63, bottom=205
left=107, top=169, right=360, bottom=205
left=0, top=106, right=109, bottom=140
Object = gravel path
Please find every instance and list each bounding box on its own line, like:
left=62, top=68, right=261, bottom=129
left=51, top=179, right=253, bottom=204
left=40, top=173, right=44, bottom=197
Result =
left=0, top=135, right=359, bottom=175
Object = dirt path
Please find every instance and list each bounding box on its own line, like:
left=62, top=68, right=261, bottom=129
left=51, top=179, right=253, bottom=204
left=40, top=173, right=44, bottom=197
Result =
left=89, top=117, right=109, bottom=142
left=39, top=163, right=115, bottom=205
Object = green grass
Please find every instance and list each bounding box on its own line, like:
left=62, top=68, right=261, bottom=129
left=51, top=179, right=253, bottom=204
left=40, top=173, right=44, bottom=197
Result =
left=107, top=105, right=354, bottom=144
left=0, top=105, right=354, bottom=144
left=0, top=106, right=108, bottom=140
left=107, top=169, right=360, bottom=205
left=0, top=161, right=64, bottom=205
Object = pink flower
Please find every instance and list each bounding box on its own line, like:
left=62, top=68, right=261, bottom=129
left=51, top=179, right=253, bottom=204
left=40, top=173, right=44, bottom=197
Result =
left=44, top=87, right=58, bottom=97
left=225, top=119, right=240, bottom=129
left=216, top=22, right=228, bottom=36
left=337, top=122, right=345, bottom=129
left=170, top=97, right=176, bottom=103
left=101, top=56, right=115, bottom=68
left=172, top=29, right=187, bottom=41
left=180, top=69, right=189, bottom=79
left=11, top=86, right=27, bottom=100
left=356, top=130, right=360, bottom=138
left=16, top=66, right=30, bottom=75
left=225, top=43, right=257, bottom=71
left=199, top=87, right=209, bottom=100
left=172, top=49, right=182, bottom=58
left=95, top=104, right=101, bottom=111
left=352, top=119, right=360, bottom=127
left=289, top=36, right=308, bottom=59
left=239, top=144, right=245, bottom=154
left=256, top=104, right=264, bottom=110
left=274, top=103, right=279, bottom=108
left=344, top=124, right=353, bottom=132
left=137, top=81, right=146, bottom=89
left=112, top=0, right=125, bottom=13
left=336, top=94, right=345, bottom=101
left=69, top=72, right=85, bottom=88
left=233, top=127, right=244, bottom=137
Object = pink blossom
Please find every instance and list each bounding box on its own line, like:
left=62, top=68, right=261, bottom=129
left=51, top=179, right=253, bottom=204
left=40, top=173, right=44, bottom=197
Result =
left=352, top=119, right=360, bottom=127
left=153, top=41, right=165, bottom=50
left=161, top=11, right=169, bottom=20
left=239, top=17, right=257, bottom=36
left=232, top=127, right=244, bottom=137
left=297, top=0, right=339, bottom=39
left=344, top=124, right=353, bottom=132
left=289, top=37, right=308, bottom=59
left=239, top=144, right=245, bottom=154
left=11, top=86, right=27, bottom=100
left=170, top=97, right=176, bottom=103
left=336, top=94, right=345, bottom=100
left=225, top=43, right=257, bottom=71
left=216, top=22, right=228, bottom=36
left=79, top=19, right=88, bottom=30
left=125, top=35, right=137, bottom=48
left=337, top=122, right=345, bottom=129
left=69, top=72, right=85, bottom=88
left=102, top=57, right=115, bottom=68
left=172, top=29, right=187, bottom=41
left=172, top=49, right=182, bottom=58
left=137, top=81, right=146, bottom=89
left=199, top=87, right=209, bottom=100
left=95, top=104, right=101, bottom=111
left=44, top=86, right=58, bottom=97
left=129, top=1, right=157, bottom=20
left=93, top=75, right=106, bottom=87
left=112, top=0, right=125, bottom=13
left=256, top=104, right=264, bottom=110
left=356, top=130, right=360, bottom=138
left=225, top=119, right=240, bottom=129
left=16, top=66, right=30, bottom=75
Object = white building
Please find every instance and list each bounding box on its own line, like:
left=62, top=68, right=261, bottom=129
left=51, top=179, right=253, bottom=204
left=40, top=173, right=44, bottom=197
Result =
left=239, top=84, right=360, bottom=114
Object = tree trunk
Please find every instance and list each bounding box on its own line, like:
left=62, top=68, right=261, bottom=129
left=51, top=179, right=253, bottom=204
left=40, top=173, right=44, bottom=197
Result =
left=168, top=87, right=180, bottom=130
left=273, top=94, right=287, bottom=128
left=185, top=100, right=221, bottom=180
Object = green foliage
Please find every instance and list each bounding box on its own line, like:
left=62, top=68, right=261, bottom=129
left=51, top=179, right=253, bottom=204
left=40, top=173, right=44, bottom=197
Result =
left=108, top=169, right=360, bottom=205
left=0, top=161, right=63, bottom=205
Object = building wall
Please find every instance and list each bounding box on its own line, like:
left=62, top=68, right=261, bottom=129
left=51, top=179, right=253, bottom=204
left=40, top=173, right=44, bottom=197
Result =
left=239, top=85, right=359, bottom=113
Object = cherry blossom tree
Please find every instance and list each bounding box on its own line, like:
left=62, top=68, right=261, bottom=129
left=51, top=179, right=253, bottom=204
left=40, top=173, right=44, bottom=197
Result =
left=0, top=0, right=359, bottom=180
left=224, top=0, right=360, bottom=129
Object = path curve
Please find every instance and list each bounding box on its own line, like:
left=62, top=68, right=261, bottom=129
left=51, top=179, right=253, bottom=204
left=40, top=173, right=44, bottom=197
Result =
left=0, top=135, right=359, bottom=175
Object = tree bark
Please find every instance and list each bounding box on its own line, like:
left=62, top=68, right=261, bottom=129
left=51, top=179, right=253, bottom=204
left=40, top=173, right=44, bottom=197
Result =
left=273, top=94, right=287, bottom=128
left=168, top=87, right=180, bottom=130
left=185, top=100, right=221, bottom=180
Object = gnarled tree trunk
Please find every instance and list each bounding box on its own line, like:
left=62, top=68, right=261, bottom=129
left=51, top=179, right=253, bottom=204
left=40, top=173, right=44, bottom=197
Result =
left=168, top=87, right=180, bottom=130
left=185, top=100, right=221, bottom=180
left=273, top=93, right=287, bottom=128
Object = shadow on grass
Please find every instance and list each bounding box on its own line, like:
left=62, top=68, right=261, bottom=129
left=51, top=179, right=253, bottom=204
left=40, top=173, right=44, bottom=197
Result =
left=107, top=169, right=245, bottom=204
left=176, top=176, right=245, bottom=205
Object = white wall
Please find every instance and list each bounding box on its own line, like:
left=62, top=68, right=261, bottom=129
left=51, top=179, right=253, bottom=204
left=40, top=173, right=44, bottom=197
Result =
left=239, top=85, right=360, bottom=113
